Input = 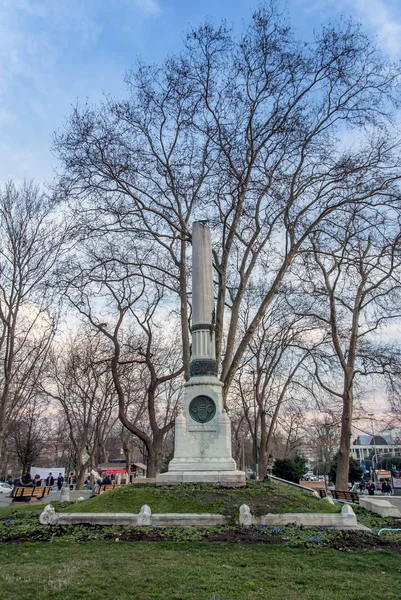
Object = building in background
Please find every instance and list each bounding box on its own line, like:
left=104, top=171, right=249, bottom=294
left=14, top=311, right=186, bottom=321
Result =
left=351, top=434, right=401, bottom=467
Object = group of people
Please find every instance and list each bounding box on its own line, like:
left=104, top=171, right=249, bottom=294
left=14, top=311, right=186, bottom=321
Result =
left=18, top=472, right=65, bottom=490
left=354, top=479, right=393, bottom=496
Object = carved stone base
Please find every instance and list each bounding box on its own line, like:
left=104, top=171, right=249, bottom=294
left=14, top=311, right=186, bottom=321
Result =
left=166, top=457, right=237, bottom=471
left=156, top=470, right=246, bottom=487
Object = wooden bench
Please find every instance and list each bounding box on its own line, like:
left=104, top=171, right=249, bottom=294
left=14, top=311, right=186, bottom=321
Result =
left=330, top=490, right=359, bottom=503
left=12, top=486, right=53, bottom=502
left=318, top=488, right=327, bottom=498
left=95, top=484, right=121, bottom=494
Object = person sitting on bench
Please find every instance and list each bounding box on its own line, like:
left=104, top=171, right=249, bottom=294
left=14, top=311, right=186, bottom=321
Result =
left=20, top=472, right=35, bottom=487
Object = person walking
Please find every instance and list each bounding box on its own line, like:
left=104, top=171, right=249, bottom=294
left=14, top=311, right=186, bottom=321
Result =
left=57, top=473, right=64, bottom=491
left=45, top=473, right=54, bottom=487
left=367, top=480, right=375, bottom=496
left=381, top=479, right=392, bottom=496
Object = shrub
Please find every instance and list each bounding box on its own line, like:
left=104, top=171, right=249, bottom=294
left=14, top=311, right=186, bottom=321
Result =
left=273, top=458, right=305, bottom=483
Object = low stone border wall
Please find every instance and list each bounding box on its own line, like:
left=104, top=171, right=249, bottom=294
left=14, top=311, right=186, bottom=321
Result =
left=267, top=475, right=320, bottom=497
left=39, top=504, right=229, bottom=527
left=359, top=497, right=401, bottom=518
left=238, top=503, right=368, bottom=529
left=39, top=503, right=369, bottom=530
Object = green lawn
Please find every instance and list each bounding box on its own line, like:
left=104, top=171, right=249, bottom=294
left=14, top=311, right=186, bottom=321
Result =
left=0, top=541, right=399, bottom=599
left=0, top=485, right=399, bottom=599
left=59, top=481, right=340, bottom=516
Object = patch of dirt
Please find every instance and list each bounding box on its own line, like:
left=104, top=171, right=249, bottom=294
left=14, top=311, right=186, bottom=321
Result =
left=204, top=528, right=285, bottom=545
left=193, top=490, right=289, bottom=516
left=326, top=532, right=401, bottom=554
left=2, top=526, right=401, bottom=553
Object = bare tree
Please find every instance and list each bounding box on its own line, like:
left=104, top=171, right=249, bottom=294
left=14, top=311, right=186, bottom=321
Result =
left=302, top=414, right=341, bottom=481
left=231, top=294, right=315, bottom=477
left=294, top=208, right=401, bottom=489
left=54, top=4, right=401, bottom=408
left=8, top=398, right=48, bottom=474
left=60, top=246, right=184, bottom=478
left=44, top=332, right=118, bottom=489
left=0, top=182, right=64, bottom=471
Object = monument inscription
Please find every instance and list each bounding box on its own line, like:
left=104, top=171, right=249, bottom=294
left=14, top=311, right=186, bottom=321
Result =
left=189, top=395, right=216, bottom=423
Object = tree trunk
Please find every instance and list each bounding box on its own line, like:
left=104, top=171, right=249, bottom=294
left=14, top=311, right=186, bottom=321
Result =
left=75, top=456, right=91, bottom=490
left=146, top=435, right=164, bottom=478
left=0, top=404, right=6, bottom=473
left=336, top=377, right=353, bottom=490
left=123, top=446, right=133, bottom=484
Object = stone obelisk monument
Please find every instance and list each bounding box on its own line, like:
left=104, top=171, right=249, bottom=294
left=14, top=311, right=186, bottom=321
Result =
left=157, top=222, right=246, bottom=486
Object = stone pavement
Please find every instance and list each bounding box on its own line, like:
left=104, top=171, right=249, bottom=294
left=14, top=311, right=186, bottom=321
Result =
left=0, top=488, right=92, bottom=509
left=367, top=495, right=401, bottom=513
left=0, top=494, right=12, bottom=509
left=41, top=489, right=92, bottom=504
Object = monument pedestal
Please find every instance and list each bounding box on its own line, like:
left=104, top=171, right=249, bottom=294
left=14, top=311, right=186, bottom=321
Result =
left=156, top=471, right=246, bottom=486
left=156, top=222, right=245, bottom=488
left=156, top=370, right=246, bottom=487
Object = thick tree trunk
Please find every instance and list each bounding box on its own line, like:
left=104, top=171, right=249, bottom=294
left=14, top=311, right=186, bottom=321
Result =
left=123, top=446, right=133, bottom=484
left=0, top=437, right=5, bottom=478
left=76, top=457, right=91, bottom=490
left=336, top=377, right=353, bottom=490
left=0, top=402, right=7, bottom=474
left=146, top=435, right=164, bottom=478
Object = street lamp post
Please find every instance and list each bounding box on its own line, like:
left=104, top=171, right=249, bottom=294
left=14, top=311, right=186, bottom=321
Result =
left=248, top=368, right=259, bottom=480
left=368, top=413, right=377, bottom=482
left=253, top=388, right=259, bottom=481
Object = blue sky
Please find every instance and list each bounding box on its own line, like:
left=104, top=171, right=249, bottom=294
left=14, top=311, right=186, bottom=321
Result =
left=1, top=0, right=401, bottom=184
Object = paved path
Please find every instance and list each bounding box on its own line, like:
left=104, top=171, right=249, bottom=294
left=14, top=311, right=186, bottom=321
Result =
left=41, top=489, right=92, bottom=504
left=367, top=495, right=401, bottom=512
left=0, top=488, right=92, bottom=510
left=0, top=494, right=12, bottom=509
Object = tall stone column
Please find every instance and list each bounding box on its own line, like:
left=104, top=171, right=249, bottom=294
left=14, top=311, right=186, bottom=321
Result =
left=190, top=222, right=217, bottom=376
left=156, top=222, right=245, bottom=486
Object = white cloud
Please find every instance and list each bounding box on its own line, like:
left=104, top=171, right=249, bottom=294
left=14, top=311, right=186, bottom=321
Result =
left=0, top=0, right=163, bottom=183
left=304, top=0, right=401, bottom=58
left=134, top=0, right=161, bottom=17
left=352, top=0, right=401, bottom=58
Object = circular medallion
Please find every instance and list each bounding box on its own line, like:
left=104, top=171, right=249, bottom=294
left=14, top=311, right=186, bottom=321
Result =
left=189, top=395, right=216, bottom=423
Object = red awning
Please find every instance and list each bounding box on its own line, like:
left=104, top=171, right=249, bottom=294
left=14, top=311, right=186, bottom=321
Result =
left=105, top=469, right=126, bottom=474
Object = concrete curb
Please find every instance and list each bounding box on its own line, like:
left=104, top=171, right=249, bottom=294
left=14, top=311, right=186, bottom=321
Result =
left=238, top=503, right=369, bottom=530
left=39, top=504, right=229, bottom=526
left=39, top=503, right=369, bottom=530
left=359, top=497, right=401, bottom=518
left=267, top=475, right=320, bottom=497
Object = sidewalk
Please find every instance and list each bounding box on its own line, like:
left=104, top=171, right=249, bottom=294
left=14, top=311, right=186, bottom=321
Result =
left=365, top=495, right=401, bottom=512
left=0, top=494, right=12, bottom=509
left=0, top=488, right=92, bottom=510
left=41, top=489, right=92, bottom=504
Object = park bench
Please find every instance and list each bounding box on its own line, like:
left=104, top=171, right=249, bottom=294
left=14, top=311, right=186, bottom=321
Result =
left=12, top=486, right=53, bottom=502
left=330, top=490, right=359, bottom=504
left=95, top=484, right=121, bottom=494
left=318, top=488, right=327, bottom=498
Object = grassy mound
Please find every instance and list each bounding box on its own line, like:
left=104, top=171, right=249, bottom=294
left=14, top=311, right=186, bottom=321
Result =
left=60, top=481, right=340, bottom=516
